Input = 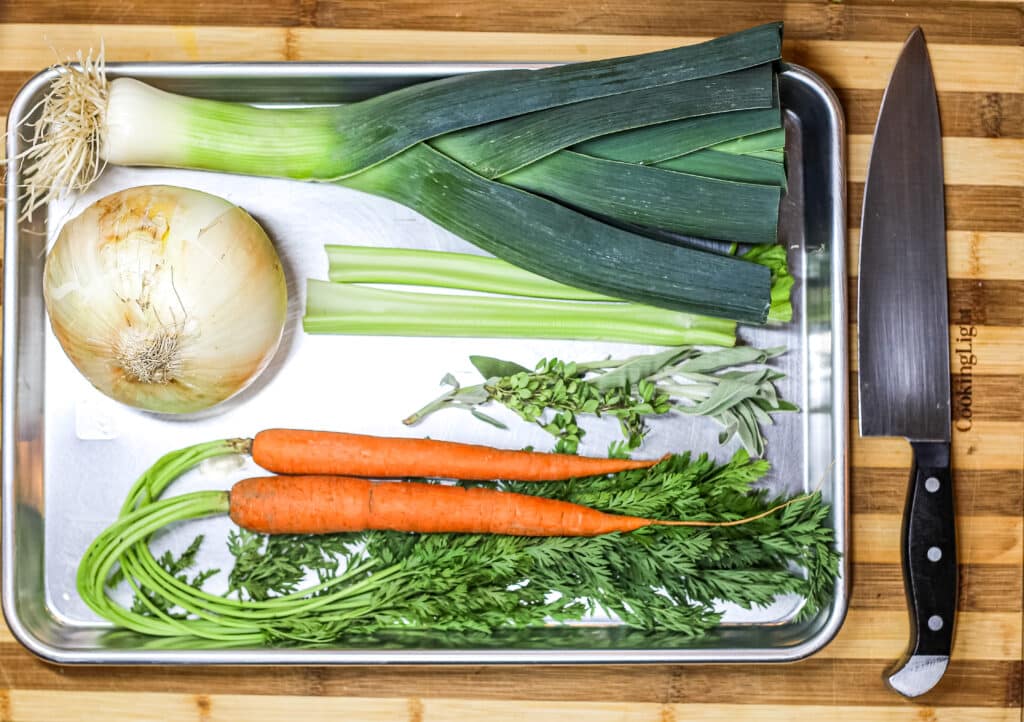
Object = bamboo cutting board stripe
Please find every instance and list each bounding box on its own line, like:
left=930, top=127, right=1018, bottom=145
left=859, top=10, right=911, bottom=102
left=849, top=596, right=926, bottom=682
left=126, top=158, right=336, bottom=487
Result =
left=848, top=232, right=1024, bottom=280
left=0, top=25, right=1022, bottom=92
left=3, top=692, right=1023, bottom=722
left=0, top=654, right=1016, bottom=707
left=850, top=562, right=1022, bottom=611
left=2, top=691, right=1022, bottom=722
left=848, top=184, right=1024, bottom=233
left=854, top=513, right=1022, bottom=565
left=836, top=88, right=1024, bottom=137
left=847, top=135, right=1024, bottom=186
left=3, top=0, right=1023, bottom=44
left=849, top=282, right=1024, bottom=325
left=852, top=467, right=1024, bottom=516
left=853, top=423, right=1023, bottom=468
left=849, top=327, right=1024, bottom=375
left=0, top=9, right=1020, bottom=721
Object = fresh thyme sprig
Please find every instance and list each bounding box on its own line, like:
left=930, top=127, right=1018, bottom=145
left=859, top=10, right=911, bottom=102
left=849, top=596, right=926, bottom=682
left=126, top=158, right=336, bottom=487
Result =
left=404, top=346, right=796, bottom=456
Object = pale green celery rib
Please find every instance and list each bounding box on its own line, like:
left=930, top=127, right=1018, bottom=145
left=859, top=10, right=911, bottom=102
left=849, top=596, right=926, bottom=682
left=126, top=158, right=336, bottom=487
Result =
left=303, top=280, right=737, bottom=347
left=656, top=148, right=786, bottom=187
left=326, top=245, right=613, bottom=301
left=431, top=64, right=774, bottom=179
left=708, top=127, right=786, bottom=155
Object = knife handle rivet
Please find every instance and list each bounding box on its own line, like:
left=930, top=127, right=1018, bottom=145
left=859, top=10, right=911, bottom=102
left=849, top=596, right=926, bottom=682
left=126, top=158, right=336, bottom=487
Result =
left=925, top=477, right=940, bottom=493
left=927, top=615, right=944, bottom=632
left=927, top=546, right=942, bottom=562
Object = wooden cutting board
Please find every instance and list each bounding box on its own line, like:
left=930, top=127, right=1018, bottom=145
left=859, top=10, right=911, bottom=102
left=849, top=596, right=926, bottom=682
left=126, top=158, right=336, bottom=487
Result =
left=0, top=2, right=1020, bottom=720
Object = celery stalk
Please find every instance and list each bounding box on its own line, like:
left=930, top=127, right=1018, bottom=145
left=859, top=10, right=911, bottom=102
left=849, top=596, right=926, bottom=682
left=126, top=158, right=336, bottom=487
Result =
left=303, top=280, right=737, bottom=347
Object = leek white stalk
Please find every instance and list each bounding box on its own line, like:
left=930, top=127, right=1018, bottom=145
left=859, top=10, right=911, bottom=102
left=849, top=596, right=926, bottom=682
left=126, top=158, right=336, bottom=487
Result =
left=44, top=185, right=288, bottom=414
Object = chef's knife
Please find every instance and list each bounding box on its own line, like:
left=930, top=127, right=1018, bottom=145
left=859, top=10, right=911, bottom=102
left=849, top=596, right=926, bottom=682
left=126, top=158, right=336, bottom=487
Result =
left=858, top=27, right=956, bottom=698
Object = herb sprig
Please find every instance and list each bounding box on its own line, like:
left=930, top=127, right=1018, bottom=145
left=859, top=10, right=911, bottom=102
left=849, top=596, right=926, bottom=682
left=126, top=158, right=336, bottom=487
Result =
left=404, top=346, right=796, bottom=456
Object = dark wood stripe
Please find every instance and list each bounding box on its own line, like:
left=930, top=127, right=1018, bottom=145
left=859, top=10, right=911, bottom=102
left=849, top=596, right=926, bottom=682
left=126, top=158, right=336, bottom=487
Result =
left=0, top=646, right=1018, bottom=707
left=851, top=467, right=1024, bottom=516
left=850, top=374, right=1024, bottom=423
left=839, top=89, right=1024, bottom=138
left=0, top=1, right=1020, bottom=45
left=849, top=281, right=1024, bottom=327
left=851, top=563, right=1022, bottom=612
left=314, top=1, right=1022, bottom=45
left=0, top=1, right=311, bottom=26
left=849, top=184, right=1024, bottom=233
left=0, top=70, right=39, bottom=118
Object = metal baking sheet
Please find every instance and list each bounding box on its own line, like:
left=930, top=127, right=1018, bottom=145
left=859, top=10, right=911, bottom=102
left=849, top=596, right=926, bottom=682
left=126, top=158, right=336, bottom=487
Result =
left=3, top=61, right=847, bottom=664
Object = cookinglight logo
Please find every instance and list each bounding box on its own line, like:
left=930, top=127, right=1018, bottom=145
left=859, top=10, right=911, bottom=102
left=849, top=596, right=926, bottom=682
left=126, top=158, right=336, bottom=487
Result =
left=953, top=308, right=976, bottom=432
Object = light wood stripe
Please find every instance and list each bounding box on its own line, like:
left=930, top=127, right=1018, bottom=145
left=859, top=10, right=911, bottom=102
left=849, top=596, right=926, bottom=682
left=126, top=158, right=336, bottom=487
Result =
left=5, top=692, right=1022, bottom=722
left=848, top=135, right=1024, bottom=187
left=853, top=421, right=1023, bottom=469
left=822, top=610, right=1020, bottom=661
left=0, top=25, right=1021, bottom=93
left=848, top=231, right=1024, bottom=280
left=853, top=513, right=1022, bottom=565
left=849, top=326, right=1024, bottom=375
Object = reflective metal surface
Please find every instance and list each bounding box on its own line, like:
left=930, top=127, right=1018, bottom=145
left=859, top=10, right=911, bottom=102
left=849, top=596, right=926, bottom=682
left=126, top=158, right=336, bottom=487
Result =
left=858, top=28, right=950, bottom=443
left=3, top=62, right=847, bottom=664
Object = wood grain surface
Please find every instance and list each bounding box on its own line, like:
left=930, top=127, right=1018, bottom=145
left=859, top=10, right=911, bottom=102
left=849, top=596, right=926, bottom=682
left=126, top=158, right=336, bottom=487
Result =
left=1, top=1, right=1021, bottom=720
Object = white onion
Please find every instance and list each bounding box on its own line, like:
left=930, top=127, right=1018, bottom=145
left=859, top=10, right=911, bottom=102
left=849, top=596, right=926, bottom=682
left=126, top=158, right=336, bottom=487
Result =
left=44, top=185, right=288, bottom=414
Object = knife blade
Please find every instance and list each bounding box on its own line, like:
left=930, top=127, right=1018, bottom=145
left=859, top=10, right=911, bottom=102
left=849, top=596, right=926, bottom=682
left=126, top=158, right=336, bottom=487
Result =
left=857, top=27, right=956, bottom=698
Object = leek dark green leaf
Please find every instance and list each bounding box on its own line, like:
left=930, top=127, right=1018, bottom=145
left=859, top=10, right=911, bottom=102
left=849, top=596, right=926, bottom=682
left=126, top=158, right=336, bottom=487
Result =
left=573, top=75, right=781, bottom=165
left=709, top=127, right=786, bottom=155
left=573, top=106, right=781, bottom=164
left=501, top=150, right=780, bottom=245
left=340, top=144, right=773, bottom=322
left=326, top=22, right=782, bottom=176
left=747, top=149, right=785, bottom=162
left=657, top=148, right=786, bottom=186
left=432, top=65, right=774, bottom=178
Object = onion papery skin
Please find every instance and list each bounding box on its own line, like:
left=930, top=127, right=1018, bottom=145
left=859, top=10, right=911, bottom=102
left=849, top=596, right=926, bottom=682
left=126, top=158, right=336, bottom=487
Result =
left=43, top=185, right=288, bottom=414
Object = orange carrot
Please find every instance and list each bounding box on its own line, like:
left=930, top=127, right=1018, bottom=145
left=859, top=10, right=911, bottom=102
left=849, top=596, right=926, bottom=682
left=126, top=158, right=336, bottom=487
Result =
left=228, top=475, right=804, bottom=537
left=250, top=428, right=663, bottom=482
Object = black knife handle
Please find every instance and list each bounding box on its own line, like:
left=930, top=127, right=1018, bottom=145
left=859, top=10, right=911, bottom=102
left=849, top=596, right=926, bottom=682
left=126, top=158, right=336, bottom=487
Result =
left=898, top=441, right=957, bottom=658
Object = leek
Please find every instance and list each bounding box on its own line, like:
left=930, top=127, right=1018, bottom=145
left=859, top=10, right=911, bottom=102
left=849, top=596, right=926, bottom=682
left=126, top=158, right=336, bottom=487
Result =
left=657, top=149, right=786, bottom=186
left=573, top=86, right=781, bottom=164
left=709, top=128, right=786, bottom=155
left=501, top=151, right=781, bottom=244
left=25, top=24, right=789, bottom=325
left=303, top=280, right=737, bottom=347
left=432, top=65, right=774, bottom=178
